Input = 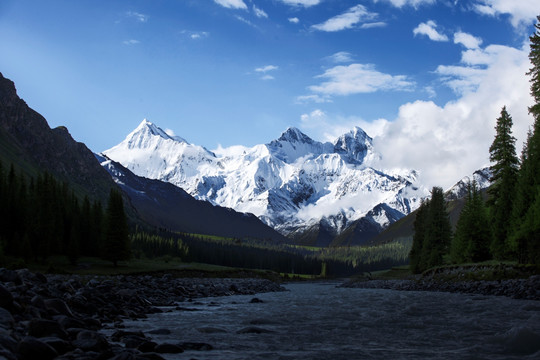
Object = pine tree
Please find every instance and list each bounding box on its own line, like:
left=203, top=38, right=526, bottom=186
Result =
left=422, top=187, right=452, bottom=269
left=451, top=181, right=491, bottom=263
left=510, top=16, right=540, bottom=264
left=103, top=189, right=130, bottom=267
left=409, top=199, right=430, bottom=273
left=488, top=107, right=519, bottom=259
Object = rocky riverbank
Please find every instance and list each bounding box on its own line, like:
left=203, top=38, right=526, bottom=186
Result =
left=340, top=266, right=540, bottom=301
left=0, top=268, right=285, bottom=360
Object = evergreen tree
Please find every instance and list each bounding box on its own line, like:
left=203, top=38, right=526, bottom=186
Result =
left=451, top=181, right=491, bottom=263
left=422, top=187, right=452, bottom=269
left=510, top=17, right=540, bottom=263
left=409, top=199, right=429, bottom=274
left=103, top=189, right=130, bottom=267
left=488, top=107, right=519, bottom=259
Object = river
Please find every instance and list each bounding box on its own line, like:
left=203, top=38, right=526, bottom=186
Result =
left=119, top=282, right=540, bottom=359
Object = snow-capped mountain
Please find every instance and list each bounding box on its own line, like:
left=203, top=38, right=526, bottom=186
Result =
left=103, top=119, right=427, bottom=245
left=446, top=167, right=492, bottom=201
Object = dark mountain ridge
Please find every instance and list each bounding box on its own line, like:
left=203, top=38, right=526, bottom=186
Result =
left=0, top=72, right=289, bottom=242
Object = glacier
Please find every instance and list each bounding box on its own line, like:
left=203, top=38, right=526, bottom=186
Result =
left=103, top=119, right=430, bottom=245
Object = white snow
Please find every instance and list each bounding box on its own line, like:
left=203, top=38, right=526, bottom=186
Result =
left=103, top=119, right=434, bottom=236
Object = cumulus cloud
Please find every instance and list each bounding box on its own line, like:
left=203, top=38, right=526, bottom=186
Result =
left=279, top=0, right=321, bottom=7
left=123, top=39, right=140, bottom=45
left=213, top=0, right=247, bottom=10
left=288, top=17, right=300, bottom=24
left=454, top=31, right=483, bottom=49
left=253, top=5, right=268, bottom=18
left=375, top=0, right=436, bottom=8
left=413, top=20, right=449, bottom=41
left=312, top=5, right=377, bottom=32
left=473, top=0, right=538, bottom=28
left=373, top=42, right=532, bottom=190
left=307, top=63, right=414, bottom=97
left=300, top=109, right=388, bottom=142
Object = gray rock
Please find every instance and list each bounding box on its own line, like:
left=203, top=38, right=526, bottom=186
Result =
left=17, top=336, right=58, bottom=360
left=72, top=330, right=110, bottom=352
left=0, top=308, right=13, bottom=330
left=0, top=286, right=12, bottom=309
left=28, top=319, right=68, bottom=339
left=44, top=298, right=74, bottom=317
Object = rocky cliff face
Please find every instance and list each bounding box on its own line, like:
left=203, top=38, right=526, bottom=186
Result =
left=0, top=72, right=116, bottom=203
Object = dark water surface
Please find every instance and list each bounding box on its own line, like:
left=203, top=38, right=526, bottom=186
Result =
left=119, top=282, right=540, bottom=359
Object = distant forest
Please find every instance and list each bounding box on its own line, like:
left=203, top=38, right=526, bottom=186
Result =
left=0, top=158, right=410, bottom=277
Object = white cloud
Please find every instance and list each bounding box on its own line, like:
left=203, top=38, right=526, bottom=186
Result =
left=413, top=20, right=448, bottom=41
left=361, top=22, right=387, bottom=29
left=374, top=42, right=532, bottom=190
left=375, top=0, right=436, bottom=8
left=473, top=0, right=539, bottom=28
left=454, top=31, right=483, bottom=49
left=435, top=44, right=523, bottom=95
left=279, top=0, right=321, bottom=7
left=213, top=0, right=247, bottom=10
left=255, top=65, right=278, bottom=73
left=312, top=5, right=377, bottom=32
left=255, top=65, right=278, bottom=80
left=288, top=17, right=300, bottom=24
left=123, top=39, right=140, bottom=45
left=295, top=94, right=332, bottom=104
left=327, top=51, right=354, bottom=63
left=182, top=31, right=210, bottom=40
left=126, top=11, right=148, bottom=23
left=165, top=129, right=176, bottom=137
left=300, top=109, right=388, bottom=142
left=253, top=5, right=268, bottom=18
left=308, top=63, right=414, bottom=96
left=235, top=15, right=255, bottom=27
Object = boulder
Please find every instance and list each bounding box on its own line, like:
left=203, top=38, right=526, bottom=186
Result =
left=0, top=286, right=13, bottom=309
left=44, top=298, right=74, bottom=317
left=72, top=330, right=110, bottom=352
left=0, top=308, right=14, bottom=330
left=17, top=336, right=58, bottom=360
left=28, top=319, right=68, bottom=339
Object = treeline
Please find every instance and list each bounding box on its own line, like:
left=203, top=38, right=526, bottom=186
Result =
left=410, top=20, right=540, bottom=273
left=0, top=162, right=105, bottom=264
left=0, top=161, right=134, bottom=267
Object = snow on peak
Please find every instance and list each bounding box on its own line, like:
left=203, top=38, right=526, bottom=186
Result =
left=277, top=127, right=315, bottom=144
left=333, top=126, right=375, bottom=164
left=129, top=118, right=187, bottom=146
left=104, top=120, right=427, bottom=241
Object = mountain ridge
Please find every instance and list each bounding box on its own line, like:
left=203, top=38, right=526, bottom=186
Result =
left=104, top=119, right=427, bottom=245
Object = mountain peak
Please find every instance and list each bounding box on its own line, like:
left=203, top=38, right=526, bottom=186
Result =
left=277, top=127, right=314, bottom=145
left=132, top=119, right=187, bottom=143
left=333, top=126, right=373, bottom=164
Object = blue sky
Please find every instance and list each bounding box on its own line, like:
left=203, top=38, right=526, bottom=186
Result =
left=0, top=0, right=538, bottom=187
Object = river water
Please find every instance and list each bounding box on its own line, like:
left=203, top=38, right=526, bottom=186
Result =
left=120, top=282, right=540, bottom=359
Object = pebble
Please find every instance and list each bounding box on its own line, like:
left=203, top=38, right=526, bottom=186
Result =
left=0, top=267, right=285, bottom=359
